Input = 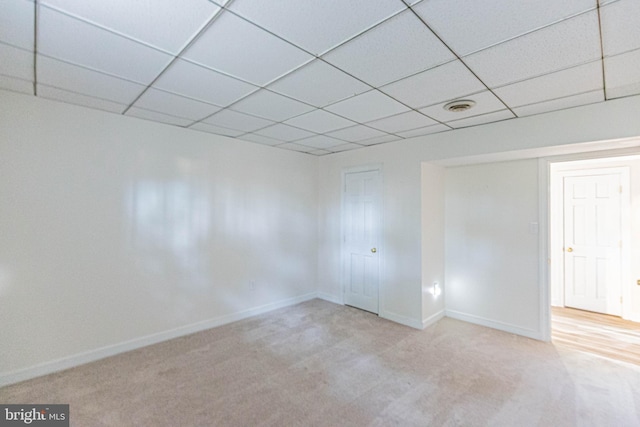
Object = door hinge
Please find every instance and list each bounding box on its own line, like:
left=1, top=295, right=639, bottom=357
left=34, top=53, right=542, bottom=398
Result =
left=620, top=185, right=623, bottom=194
left=620, top=296, right=623, bottom=304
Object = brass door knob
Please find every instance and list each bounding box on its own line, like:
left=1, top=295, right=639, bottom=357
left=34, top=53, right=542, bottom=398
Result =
left=371, top=248, right=377, bottom=253
left=567, top=247, right=573, bottom=252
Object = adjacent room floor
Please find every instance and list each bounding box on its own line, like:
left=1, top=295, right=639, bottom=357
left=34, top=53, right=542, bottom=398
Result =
left=2, top=299, right=639, bottom=426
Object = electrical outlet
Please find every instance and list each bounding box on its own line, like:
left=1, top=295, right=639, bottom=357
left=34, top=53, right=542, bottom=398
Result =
left=250, top=280, right=256, bottom=291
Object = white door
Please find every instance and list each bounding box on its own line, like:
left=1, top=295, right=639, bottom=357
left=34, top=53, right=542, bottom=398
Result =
left=563, top=172, right=622, bottom=315
left=343, top=169, right=381, bottom=314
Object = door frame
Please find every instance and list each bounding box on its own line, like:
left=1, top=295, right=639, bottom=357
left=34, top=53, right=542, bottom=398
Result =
left=551, top=165, right=630, bottom=315
left=538, top=148, right=639, bottom=341
left=341, top=164, right=384, bottom=313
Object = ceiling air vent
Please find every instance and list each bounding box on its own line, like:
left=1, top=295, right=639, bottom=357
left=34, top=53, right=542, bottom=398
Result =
left=443, top=99, right=476, bottom=112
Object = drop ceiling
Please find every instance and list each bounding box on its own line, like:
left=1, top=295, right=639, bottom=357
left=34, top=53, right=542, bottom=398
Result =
left=1, top=0, right=639, bottom=156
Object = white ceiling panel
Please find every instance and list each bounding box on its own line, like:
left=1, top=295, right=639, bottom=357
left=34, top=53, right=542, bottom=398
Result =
left=284, top=109, right=356, bottom=133
left=396, top=124, right=450, bottom=139
left=325, top=90, right=410, bottom=123
left=0, top=75, right=33, bottom=95
left=183, top=11, right=312, bottom=86
left=37, top=55, right=145, bottom=104
left=203, top=109, right=274, bottom=133
left=329, top=143, right=362, bottom=152
left=323, top=10, right=455, bottom=87
left=513, top=90, right=604, bottom=117
left=268, top=60, right=370, bottom=107
left=464, top=11, right=602, bottom=88
left=448, top=110, right=515, bottom=129
left=358, top=135, right=402, bottom=146
left=307, top=149, right=331, bottom=156
left=38, top=7, right=172, bottom=84
left=600, top=0, right=640, bottom=57
left=189, top=122, right=245, bottom=138
left=366, top=111, right=438, bottom=134
left=230, top=90, right=315, bottom=122
left=277, top=142, right=314, bottom=153
left=133, top=88, right=221, bottom=121
left=296, top=135, right=344, bottom=150
left=419, top=90, right=507, bottom=122
left=380, top=60, right=486, bottom=109
left=0, top=43, right=32, bottom=80
left=241, top=133, right=283, bottom=146
left=254, top=124, right=315, bottom=142
left=126, top=107, right=194, bottom=127
left=41, top=0, right=219, bottom=54
left=326, top=125, right=388, bottom=143
left=0, top=0, right=34, bottom=50
left=153, top=59, right=257, bottom=107
left=37, top=84, right=126, bottom=113
left=413, top=0, right=596, bottom=56
left=604, top=49, right=640, bottom=99
left=494, top=61, right=602, bottom=107
left=228, top=0, right=406, bottom=55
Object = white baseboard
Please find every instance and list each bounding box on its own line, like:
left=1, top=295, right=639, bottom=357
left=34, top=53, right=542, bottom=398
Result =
left=316, top=292, right=343, bottom=305
left=445, top=309, right=544, bottom=341
left=0, top=292, right=317, bottom=388
left=422, top=310, right=445, bottom=329
left=379, top=310, right=423, bottom=330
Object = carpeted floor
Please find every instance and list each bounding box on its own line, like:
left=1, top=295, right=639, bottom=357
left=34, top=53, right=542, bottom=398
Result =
left=2, top=299, right=639, bottom=426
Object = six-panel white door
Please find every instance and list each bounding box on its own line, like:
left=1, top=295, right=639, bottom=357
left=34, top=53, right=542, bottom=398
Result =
left=343, top=169, right=381, bottom=314
left=563, top=172, right=622, bottom=315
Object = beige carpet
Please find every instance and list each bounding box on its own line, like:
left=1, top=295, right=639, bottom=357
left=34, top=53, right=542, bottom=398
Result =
left=2, top=299, right=639, bottom=426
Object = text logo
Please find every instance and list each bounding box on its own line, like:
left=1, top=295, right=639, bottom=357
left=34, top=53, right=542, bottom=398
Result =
left=0, top=405, right=68, bottom=427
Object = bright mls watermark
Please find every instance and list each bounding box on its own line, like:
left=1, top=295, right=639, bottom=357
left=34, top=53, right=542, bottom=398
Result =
left=0, top=405, right=68, bottom=426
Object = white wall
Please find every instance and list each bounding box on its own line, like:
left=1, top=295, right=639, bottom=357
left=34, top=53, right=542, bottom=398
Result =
left=444, top=160, right=541, bottom=338
left=0, top=91, right=318, bottom=385
left=318, top=94, right=640, bottom=332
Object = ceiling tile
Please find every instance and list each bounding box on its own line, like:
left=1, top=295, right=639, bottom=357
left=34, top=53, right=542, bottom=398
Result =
left=41, top=0, right=219, bottom=54
left=284, top=109, right=356, bottom=133
left=37, top=84, right=126, bottom=113
left=183, top=11, right=312, bottom=86
left=268, top=60, right=370, bottom=107
left=323, top=10, right=455, bottom=87
left=494, top=61, right=602, bottom=108
left=464, top=11, right=602, bottom=88
left=307, top=149, right=332, bottom=156
left=277, top=142, right=314, bottom=153
left=153, top=60, right=257, bottom=108
left=413, top=0, right=596, bottom=56
left=38, top=6, right=172, bottom=84
left=447, top=110, right=515, bottom=129
left=240, top=133, right=283, bottom=146
left=396, top=123, right=450, bottom=138
left=0, top=43, right=32, bottom=80
left=230, top=90, right=315, bottom=122
left=325, top=125, right=388, bottom=142
left=358, top=134, right=402, bottom=146
left=604, top=49, right=640, bottom=99
left=189, top=122, right=245, bottom=138
left=366, top=111, right=438, bottom=133
left=0, top=0, right=34, bottom=50
left=37, top=55, right=145, bottom=104
left=600, top=0, right=640, bottom=57
left=133, top=88, right=221, bottom=121
left=254, top=123, right=315, bottom=142
left=328, top=143, right=362, bottom=152
left=380, top=60, right=486, bottom=109
left=126, top=107, right=194, bottom=127
left=513, top=90, right=604, bottom=116
left=0, top=75, right=33, bottom=95
left=325, top=90, right=410, bottom=123
left=228, top=0, right=405, bottom=55
left=419, top=90, right=506, bottom=122
left=296, top=135, right=344, bottom=150
left=203, top=109, right=275, bottom=133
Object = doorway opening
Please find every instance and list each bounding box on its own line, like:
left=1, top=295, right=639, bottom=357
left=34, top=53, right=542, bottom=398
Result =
left=549, top=154, right=640, bottom=364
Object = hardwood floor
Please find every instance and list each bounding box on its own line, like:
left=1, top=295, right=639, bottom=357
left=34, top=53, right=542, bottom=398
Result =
left=552, top=306, right=640, bottom=366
